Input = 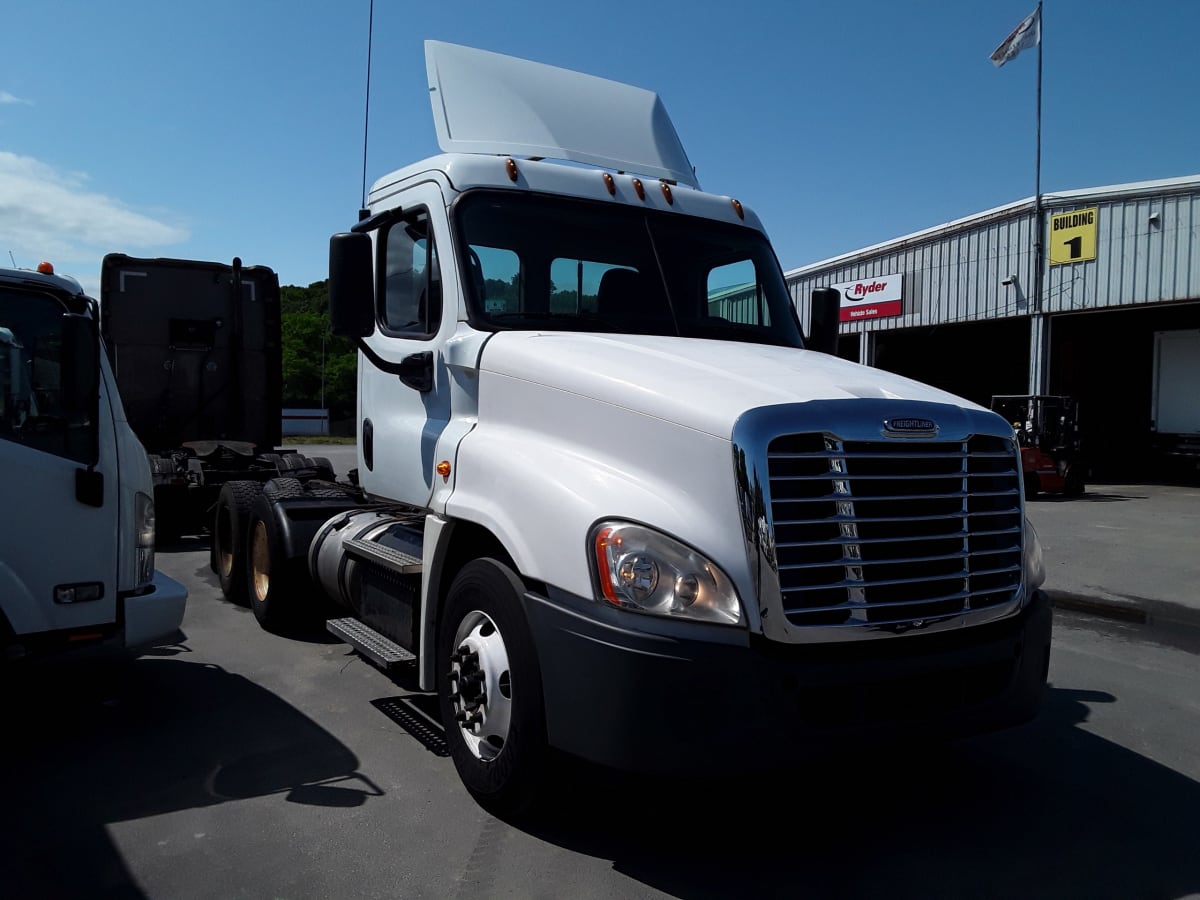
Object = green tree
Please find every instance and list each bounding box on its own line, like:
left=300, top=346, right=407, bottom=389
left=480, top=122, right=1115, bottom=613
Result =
left=280, top=280, right=357, bottom=429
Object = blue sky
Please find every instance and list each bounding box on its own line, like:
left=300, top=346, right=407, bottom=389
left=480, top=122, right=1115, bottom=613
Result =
left=3, top=0, right=1198, bottom=297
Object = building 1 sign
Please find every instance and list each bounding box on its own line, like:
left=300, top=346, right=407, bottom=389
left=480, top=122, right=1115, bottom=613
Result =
left=1048, top=207, right=1098, bottom=266
left=831, top=273, right=903, bottom=322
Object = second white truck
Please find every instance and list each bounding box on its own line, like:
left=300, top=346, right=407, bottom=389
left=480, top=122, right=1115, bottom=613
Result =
left=214, top=42, right=1051, bottom=812
left=0, top=263, right=187, bottom=664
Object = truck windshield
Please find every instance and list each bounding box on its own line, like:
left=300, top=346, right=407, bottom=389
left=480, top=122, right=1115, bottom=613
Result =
left=454, top=191, right=805, bottom=348
left=0, top=287, right=94, bottom=463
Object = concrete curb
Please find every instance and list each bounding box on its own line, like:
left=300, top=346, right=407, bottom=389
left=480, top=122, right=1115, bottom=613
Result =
left=1048, top=589, right=1200, bottom=630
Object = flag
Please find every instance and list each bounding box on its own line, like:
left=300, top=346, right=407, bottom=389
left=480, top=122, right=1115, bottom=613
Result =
left=990, top=6, right=1041, bottom=68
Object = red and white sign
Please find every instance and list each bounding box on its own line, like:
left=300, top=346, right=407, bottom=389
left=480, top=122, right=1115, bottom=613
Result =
left=831, top=273, right=903, bottom=322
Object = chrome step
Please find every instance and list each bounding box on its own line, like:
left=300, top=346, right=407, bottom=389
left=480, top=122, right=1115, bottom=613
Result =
left=327, top=617, right=415, bottom=668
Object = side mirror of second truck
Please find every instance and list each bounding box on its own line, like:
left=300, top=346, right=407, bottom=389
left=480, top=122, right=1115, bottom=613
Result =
left=808, top=287, right=841, bottom=355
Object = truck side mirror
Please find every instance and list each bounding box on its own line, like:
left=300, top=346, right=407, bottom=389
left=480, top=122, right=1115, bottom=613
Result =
left=329, top=232, right=376, bottom=338
left=808, top=287, right=841, bottom=355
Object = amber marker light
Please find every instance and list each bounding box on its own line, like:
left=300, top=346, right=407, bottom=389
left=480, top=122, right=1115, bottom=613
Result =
left=661, top=182, right=674, bottom=205
left=632, top=178, right=645, bottom=201
left=731, top=199, right=745, bottom=220
left=593, top=526, right=623, bottom=606
left=436, top=460, right=452, bottom=481
left=37, top=261, right=55, bottom=274
left=602, top=172, right=616, bottom=195
left=505, top=158, right=519, bottom=182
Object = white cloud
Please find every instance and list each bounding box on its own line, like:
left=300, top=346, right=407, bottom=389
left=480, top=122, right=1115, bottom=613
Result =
left=0, top=150, right=187, bottom=295
left=0, top=91, right=33, bottom=105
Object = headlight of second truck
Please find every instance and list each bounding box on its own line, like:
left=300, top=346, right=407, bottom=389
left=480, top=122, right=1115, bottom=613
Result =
left=590, top=522, right=743, bottom=626
left=135, top=491, right=155, bottom=588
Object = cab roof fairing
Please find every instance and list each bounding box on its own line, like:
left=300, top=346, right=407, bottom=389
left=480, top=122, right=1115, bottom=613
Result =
left=424, top=40, right=699, bottom=191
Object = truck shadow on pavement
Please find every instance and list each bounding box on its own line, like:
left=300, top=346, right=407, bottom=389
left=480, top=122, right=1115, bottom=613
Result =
left=523, top=683, right=1200, bottom=899
left=0, top=654, right=380, bottom=899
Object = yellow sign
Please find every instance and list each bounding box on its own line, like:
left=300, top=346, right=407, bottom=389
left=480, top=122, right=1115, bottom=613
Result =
left=1048, top=207, right=1098, bottom=266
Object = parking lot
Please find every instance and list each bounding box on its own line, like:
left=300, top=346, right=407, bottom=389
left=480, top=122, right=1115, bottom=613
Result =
left=3, top=458, right=1199, bottom=898
left=1025, top=481, right=1200, bottom=626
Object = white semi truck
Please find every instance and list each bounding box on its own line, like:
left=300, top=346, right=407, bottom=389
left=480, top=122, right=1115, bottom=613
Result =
left=214, top=42, right=1051, bottom=812
left=0, top=263, right=188, bottom=662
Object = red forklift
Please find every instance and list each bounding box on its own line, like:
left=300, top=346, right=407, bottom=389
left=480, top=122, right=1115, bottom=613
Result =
left=990, top=395, right=1086, bottom=498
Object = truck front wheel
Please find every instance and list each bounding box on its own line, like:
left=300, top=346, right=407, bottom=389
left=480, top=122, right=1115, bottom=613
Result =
left=438, top=559, right=548, bottom=816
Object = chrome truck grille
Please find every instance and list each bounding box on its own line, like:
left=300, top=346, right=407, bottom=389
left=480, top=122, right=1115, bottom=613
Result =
left=733, top=401, right=1026, bottom=644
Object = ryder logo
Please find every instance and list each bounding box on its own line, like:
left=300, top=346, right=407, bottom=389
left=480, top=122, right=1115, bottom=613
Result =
left=830, top=273, right=904, bottom=323
left=845, top=281, right=888, bottom=300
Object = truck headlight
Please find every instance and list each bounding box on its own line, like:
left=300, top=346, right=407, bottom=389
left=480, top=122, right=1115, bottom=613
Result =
left=590, top=522, right=743, bottom=626
left=1023, top=517, right=1045, bottom=595
left=135, top=491, right=155, bottom=587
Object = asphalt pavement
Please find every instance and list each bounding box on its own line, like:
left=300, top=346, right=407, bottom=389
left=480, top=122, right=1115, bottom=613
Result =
left=1026, top=482, right=1200, bottom=629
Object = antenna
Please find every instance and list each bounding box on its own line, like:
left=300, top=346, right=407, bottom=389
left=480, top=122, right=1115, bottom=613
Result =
left=7, top=250, right=15, bottom=267
left=360, top=0, right=375, bottom=212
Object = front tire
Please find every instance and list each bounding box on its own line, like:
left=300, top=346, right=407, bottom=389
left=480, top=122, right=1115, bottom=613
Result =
left=438, top=559, right=548, bottom=816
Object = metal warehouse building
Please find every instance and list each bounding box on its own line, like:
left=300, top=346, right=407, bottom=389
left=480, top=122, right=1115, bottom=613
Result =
left=786, top=175, right=1200, bottom=477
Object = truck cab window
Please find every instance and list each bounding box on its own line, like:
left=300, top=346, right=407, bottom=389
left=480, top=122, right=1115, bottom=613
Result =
left=382, top=212, right=441, bottom=337
left=707, top=259, right=770, bottom=327
left=469, top=246, right=522, bottom=315
left=0, top=288, right=93, bottom=463
left=455, top=190, right=803, bottom=347
left=548, top=259, right=629, bottom=314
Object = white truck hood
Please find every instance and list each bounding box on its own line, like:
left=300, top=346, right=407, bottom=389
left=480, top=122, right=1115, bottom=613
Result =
left=478, top=332, right=984, bottom=439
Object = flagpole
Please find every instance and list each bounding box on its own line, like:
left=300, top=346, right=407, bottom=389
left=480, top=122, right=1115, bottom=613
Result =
left=1034, top=0, right=1043, bottom=305
left=1032, top=1, right=1047, bottom=392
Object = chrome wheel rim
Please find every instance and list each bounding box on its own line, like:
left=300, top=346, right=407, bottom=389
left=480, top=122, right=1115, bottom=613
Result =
left=448, top=611, right=512, bottom=762
left=250, top=521, right=270, bottom=603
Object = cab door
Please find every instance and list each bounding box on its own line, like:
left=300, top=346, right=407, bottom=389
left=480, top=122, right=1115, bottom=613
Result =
left=357, top=181, right=459, bottom=508
left=0, top=287, right=120, bottom=641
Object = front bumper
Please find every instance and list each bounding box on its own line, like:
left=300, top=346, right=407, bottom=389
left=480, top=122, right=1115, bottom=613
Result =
left=525, top=588, right=1052, bottom=773
left=121, top=570, right=188, bottom=648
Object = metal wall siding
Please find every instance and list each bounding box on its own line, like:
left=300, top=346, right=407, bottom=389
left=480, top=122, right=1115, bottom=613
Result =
left=791, top=184, right=1200, bottom=329
left=792, top=213, right=1039, bottom=332
left=1044, top=192, right=1200, bottom=314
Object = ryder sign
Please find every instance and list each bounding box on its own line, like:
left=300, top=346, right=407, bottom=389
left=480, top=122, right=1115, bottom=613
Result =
left=831, top=273, right=903, bottom=322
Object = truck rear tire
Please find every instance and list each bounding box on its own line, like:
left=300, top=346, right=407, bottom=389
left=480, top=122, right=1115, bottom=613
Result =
left=212, top=480, right=263, bottom=604
left=245, top=493, right=320, bottom=633
left=309, top=456, right=336, bottom=482
left=438, top=559, right=548, bottom=816
left=262, top=476, right=305, bottom=502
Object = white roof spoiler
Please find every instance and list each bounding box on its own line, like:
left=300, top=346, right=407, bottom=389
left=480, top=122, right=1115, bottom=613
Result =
left=425, top=41, right=698, bottom=190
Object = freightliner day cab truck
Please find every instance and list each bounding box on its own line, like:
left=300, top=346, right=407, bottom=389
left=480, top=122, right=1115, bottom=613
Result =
left=213, top=42, right=1052, bottom=812
left=0, top=263, right=187, bottom=663
left=99, top=255, right=335, bottom=538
